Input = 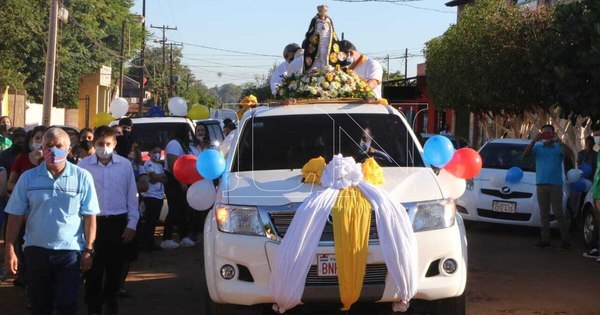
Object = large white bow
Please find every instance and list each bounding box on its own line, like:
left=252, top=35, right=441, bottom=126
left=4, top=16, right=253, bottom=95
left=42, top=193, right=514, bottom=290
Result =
left=269, top=155, right=418, bottom=313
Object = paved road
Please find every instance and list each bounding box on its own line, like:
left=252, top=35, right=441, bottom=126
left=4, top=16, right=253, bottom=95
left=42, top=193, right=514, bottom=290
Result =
left=1, top=222, right=599, bottom=314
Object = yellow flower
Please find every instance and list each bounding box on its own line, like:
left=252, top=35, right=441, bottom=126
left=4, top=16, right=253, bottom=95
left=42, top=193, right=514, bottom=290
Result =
left=329, top=52, right=338, bottom=63
left=308, top=44, right=316, bottom=54
left=333, top=44, right=340, bottom=53
left=326, top=73, right=334, bottom=82
left=310, top=35, right=319, bottom=44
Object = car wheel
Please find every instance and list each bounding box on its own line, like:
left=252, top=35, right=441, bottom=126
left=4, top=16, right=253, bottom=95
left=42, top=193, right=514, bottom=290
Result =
left=432, top=292, right=466, bottom=315
left=582, top=206, right=598, bottom=249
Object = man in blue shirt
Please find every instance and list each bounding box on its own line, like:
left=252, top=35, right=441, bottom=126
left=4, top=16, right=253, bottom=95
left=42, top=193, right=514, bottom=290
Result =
left=4, top=127, right=100, bottom=315
left=524, top=124, right=574, bottom=249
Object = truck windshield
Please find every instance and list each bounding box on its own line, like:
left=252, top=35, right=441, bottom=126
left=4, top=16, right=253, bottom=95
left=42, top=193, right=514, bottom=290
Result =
left=232, top=113, right=424, bottom=171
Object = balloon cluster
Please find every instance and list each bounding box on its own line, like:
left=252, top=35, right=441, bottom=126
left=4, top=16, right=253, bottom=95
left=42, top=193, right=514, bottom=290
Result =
left=423, top=135, right=482, bottom=199
left=567, top=163, right=593, bottom=193
left=172, top=149, right=226, bottom=211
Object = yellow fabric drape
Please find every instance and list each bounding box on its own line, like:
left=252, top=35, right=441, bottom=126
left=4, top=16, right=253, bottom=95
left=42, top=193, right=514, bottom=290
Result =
left=302, top=156, right=327, bottom=184
left=331, top=186, right=372, bottom=311
left=362, top=158, right=384, bottom=185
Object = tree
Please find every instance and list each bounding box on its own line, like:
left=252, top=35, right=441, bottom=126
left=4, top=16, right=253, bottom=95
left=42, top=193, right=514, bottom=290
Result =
left=547, top=0, right=600, bottom=120
left=211, top=83, right=243, bottom=104
left=127, top=45, right=219, bottom=108
left=426, top=0, right=553, bottom=115
left=0, top=0, right=144, bottom=108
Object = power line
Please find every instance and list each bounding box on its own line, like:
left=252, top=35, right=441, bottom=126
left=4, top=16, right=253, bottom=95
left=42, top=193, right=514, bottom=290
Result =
left=171, top=40, right=279, bottom=57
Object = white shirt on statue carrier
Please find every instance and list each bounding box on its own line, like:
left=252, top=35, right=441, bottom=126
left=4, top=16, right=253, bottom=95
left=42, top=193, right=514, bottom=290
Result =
left=270, top=61, right=289, bottom=96
left=353, top=56, right=383, bottom=99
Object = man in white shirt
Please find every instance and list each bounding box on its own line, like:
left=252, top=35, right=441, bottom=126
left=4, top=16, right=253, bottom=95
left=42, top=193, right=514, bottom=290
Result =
left=339, top=40, right=384, bottom=99
left=80, top=126, right=139, bottom=315
left=270, top=43, right=301, bottom=96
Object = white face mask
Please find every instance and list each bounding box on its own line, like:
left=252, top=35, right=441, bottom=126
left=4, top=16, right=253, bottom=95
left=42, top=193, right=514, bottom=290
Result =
left=95, top=146, right=113, bottom=159
left=30, top=142, right=42, bottom=151
left=197, top=135, right=205, bottom=142
left=594, top=136, right=600, bottom=146
left=359, top=140, right=371, bottom=151
left=346, top=56, right=354, bottom=65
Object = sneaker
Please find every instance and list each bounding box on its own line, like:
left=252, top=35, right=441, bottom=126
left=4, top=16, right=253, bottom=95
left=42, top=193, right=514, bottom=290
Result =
left=160, top=240, right=180, bottom=249
left=533, top=241, right=550, bottom=249
left=180, top=237, right=196, bottom=248
left=583, top=248, right=600, bottom=259
left=559, top=241, right=571, bottom=250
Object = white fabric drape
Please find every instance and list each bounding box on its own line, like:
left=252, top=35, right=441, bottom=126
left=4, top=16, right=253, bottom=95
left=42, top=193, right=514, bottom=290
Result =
left=269, top=188, right=339, bottom=314
left=358, top=181, right=418, bottom=303
left=270, top=155, right=418, bottom=313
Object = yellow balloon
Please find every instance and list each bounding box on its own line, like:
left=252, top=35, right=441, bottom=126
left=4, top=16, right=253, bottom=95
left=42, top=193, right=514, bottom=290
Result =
left=187, top=105, right=210, bottom=120
left=93, top=112, right=115, bottom=127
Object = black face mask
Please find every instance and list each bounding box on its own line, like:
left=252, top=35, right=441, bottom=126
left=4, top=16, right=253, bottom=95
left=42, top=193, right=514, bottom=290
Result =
left=80, top=140, right=93, bottom=151
left=1, top=125, right=10, bottom=132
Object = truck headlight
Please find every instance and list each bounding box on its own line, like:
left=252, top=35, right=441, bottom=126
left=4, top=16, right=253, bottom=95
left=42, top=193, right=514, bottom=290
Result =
left=215, top=204, right=265, bottom=236
left=413, top=199, right=456, bottom=232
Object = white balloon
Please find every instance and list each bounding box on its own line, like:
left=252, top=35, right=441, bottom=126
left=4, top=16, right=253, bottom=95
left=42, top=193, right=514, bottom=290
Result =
left=566, top=168, right=583, bottom=184
left=437, top=169, right=466, bottom=200
left=187, top=179, right=216, bottom=211
left=489, top=173, right=505, bottom=188
left=110, top=97, right=129, bottom=118
left=168, top=97, right=188, bottom=116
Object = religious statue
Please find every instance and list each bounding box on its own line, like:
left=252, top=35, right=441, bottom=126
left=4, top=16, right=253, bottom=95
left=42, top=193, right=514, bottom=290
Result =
left=302, top=5, right=342, bottom=71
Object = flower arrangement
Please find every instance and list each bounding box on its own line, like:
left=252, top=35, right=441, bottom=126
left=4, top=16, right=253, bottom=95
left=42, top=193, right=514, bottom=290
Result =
left=277, top=66, right=375, bottom=100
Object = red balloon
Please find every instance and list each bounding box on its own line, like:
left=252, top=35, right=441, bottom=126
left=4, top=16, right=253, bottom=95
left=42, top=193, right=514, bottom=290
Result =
left=173, top=155, right=203, bottom=184
left=444, top=148, right=482, bottom=179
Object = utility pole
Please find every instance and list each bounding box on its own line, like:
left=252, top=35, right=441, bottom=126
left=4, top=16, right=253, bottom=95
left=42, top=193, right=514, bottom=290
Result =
left=168, top=42, right=183, bottom=98
left=150, top=24, right=177, bottom=107
left=386, top=54, right=390, bottom=80
left=42, top=0, right=59, bottom=126
left=138, top=0, right=146, bottom=117
left=119, top=19, right=126, bottom=97
left=404, top=48, right=408, bottom=80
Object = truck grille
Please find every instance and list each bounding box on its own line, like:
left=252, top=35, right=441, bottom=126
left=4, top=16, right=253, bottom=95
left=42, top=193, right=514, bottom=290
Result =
left=305, top=264, right=387, bottom=285
left=269, top=211, right=379, bottom=242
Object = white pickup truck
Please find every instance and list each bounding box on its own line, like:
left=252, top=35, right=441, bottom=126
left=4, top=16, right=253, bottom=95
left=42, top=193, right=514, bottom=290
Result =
left=201, top=102, right=468, bottom=314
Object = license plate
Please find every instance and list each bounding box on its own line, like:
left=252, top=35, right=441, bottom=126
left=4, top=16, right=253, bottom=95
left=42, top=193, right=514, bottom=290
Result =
left=493, top=201, right=516, bottom=213
left=317, top=254, right=337, bottom=277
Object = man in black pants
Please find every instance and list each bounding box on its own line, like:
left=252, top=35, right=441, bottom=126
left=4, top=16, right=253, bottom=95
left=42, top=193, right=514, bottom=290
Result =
left=80, top=126, right=139, bottom=315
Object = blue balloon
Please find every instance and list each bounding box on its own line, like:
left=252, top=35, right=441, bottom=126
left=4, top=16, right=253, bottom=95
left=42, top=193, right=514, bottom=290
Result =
left=423, top=135, right=455, bottom=167
left=505, top=166, right=524, bottom=184
left=579, top=163, right=593, bottom=179
left=570, top=179, right=587, bottom=193
left=196, top=149, right=226, bottom=180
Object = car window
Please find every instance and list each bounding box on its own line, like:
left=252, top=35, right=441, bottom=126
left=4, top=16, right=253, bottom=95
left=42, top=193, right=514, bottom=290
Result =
left=130, top=123, right=193, bottom=152
left=480, top=143, right=535, bottom=172
left=233, top=113, right=424, bottom=171
left=206, top=123, right=224, bottom=143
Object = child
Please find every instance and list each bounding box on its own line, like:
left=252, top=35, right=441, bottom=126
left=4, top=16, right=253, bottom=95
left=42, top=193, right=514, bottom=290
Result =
left=140, top=147, right=167, bottom=251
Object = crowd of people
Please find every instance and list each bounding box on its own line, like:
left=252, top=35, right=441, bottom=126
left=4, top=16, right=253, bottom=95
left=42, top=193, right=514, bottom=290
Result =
left=0, top=116, right=223, bottom=314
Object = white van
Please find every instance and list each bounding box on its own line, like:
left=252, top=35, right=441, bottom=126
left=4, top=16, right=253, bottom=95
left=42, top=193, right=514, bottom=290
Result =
left=202, top=102, right=468, bottom=314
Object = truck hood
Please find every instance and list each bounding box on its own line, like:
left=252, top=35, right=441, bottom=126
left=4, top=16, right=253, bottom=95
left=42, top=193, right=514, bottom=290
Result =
left=221, top=167, right=443, bottom=206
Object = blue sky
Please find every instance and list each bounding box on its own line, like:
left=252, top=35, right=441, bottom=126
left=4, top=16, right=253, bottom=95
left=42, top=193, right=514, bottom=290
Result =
left=132, top=0, right=457, bottom=88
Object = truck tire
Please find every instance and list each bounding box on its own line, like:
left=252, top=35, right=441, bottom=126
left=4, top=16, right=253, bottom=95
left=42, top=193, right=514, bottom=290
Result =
left=432, top=292, right=466, bottom=315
